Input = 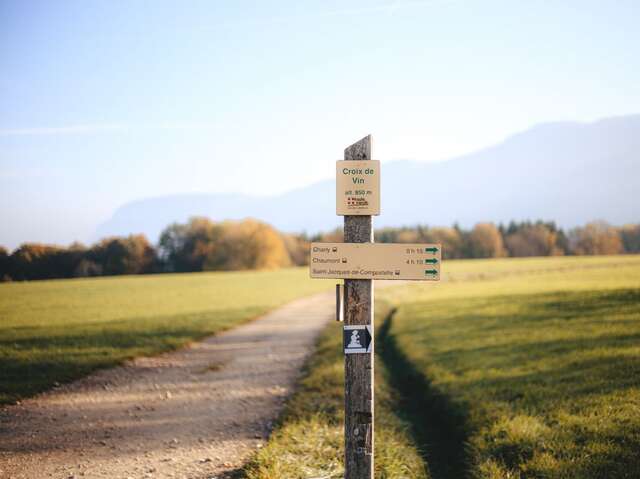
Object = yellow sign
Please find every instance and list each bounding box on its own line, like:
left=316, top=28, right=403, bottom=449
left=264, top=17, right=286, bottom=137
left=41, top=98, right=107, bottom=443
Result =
left=336, top=160, right=380, bottom=216
left=310, top=242, right=441, bottom=280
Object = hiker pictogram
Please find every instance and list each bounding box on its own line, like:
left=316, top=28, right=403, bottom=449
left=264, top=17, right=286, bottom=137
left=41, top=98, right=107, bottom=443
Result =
left=343, top=325, right=372, bottom=354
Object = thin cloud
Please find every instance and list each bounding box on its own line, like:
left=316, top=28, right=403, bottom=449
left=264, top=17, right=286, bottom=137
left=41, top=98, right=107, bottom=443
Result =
left=0, top=123, right=220, bottom=137
left=0, top=124, right=128, bottom=137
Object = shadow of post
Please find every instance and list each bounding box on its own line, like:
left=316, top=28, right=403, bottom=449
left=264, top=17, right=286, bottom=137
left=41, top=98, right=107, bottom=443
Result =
left=377, top=309, right=473, bottom=479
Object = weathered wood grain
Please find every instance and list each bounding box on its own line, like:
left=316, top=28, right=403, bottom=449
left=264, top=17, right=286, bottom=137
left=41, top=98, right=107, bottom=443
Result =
left=344, top=134, right=374, bottom=479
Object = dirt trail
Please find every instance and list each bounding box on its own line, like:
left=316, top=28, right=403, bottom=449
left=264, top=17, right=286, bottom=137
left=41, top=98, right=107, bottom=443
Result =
left=0, top=291, right=334, bottom=479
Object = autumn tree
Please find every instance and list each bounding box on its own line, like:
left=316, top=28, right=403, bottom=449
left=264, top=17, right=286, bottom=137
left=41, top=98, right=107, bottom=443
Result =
left=8, top=243, right=82, bottom=280
left=377, top=226, right=432, bottom=244
left=282, top=233, right=310, bottom=266
left=505, top=224, right=563, bottom=257
left=159, top=217, right=291, bottom=272
left=158, top=217, right=224, bottom=272
left=311, top=227, right=344, bottom=243
left=396, top=229, right=420, bottom=243
left=468, top=223, right=506, bottom=258
left=89, top=234, right=156, bottom=275
left=9, top=244, right=50, bottom=280
left=208, top=219, right=291, bottom=270
left=569, top=221, right=623, bottom=255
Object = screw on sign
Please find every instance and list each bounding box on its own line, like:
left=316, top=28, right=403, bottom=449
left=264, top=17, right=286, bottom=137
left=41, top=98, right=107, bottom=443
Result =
left=309, top=135, right=441, bottom=479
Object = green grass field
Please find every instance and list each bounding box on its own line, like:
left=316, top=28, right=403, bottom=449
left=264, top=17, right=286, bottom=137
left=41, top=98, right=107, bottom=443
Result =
left=3, top=256, right=639, bottom=478
left=0, top=268, right=332, bottom=405
left=242, top=255, right=640, bottom=478
left=380, top=255, right=640, bottom=478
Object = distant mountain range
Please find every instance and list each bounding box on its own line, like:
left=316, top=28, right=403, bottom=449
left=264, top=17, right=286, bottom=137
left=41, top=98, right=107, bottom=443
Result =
left=96, top=115, right=640, bottom=242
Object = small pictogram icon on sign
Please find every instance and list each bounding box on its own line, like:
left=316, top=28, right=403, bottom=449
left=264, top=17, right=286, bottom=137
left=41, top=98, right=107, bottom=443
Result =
left=343, top=325, right=372, bottom=354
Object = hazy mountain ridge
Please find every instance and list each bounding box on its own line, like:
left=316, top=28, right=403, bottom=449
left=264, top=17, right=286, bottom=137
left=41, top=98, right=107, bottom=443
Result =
left=95, top=115, right=640, bottom=242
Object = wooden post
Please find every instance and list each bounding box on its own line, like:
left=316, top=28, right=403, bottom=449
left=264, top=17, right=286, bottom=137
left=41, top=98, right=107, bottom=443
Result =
left=343, top=135, right=374, bottom=478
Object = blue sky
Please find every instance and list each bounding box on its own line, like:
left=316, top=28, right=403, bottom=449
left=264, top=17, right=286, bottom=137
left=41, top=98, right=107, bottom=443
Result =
left=1, top=0, right=639, bottom=249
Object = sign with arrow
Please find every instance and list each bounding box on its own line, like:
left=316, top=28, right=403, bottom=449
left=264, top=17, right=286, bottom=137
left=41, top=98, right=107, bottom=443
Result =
left=310, top=242, right=441, bottom=280
left=344, top=325, right=372, bottom=354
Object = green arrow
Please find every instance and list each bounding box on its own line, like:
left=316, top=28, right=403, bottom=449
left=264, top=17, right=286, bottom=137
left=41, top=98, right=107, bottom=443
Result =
left=425, top=269, right=438, bottom=275
left=424, top=247, right=438, bottom=254
left=424, top=258, right=438, bottom=264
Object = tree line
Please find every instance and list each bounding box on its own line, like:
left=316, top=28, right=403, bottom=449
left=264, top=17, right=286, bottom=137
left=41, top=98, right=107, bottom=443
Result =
left=1, top=218, right=639, bottom=281
left=371, top=221, right=640, bottom=259
left=0, top=218, right=306, bottom=281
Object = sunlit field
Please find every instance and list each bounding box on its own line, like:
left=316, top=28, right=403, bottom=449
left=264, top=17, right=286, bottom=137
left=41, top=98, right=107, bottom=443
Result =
left=380, top=254, right=640, bottom=478
left=243, top=255, right=640, bottom=478
left=0, top=268, right=332, bottom=405
left=3, top=256, right=639, bottom=478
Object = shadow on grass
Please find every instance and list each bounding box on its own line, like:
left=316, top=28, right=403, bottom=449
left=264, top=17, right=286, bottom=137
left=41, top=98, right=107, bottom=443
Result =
left=382, top=288, right=640, bottom=477
left=378, top=309, right=472, bottom=479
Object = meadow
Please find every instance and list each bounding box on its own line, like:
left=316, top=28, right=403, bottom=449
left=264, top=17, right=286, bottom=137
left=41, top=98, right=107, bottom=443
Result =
left=0, top=268, right=332, bottom=405
left=2, top=255, right=639, bottom=478
left=241, top=255, right=640, bottom=478
left=381, top=255, right=640, bottom=478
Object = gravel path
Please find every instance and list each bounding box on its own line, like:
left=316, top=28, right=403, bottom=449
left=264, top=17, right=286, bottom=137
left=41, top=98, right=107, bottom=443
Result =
left=0, top=291, right=334, bottom=479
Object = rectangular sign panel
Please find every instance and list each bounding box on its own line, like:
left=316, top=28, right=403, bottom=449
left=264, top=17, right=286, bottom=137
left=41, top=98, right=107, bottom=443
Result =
left=310, top=242, right=441, bottom=280
left=336, top=160, right=380, bottom=216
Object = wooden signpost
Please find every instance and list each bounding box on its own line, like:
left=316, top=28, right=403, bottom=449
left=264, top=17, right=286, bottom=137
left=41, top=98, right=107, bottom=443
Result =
left=342, top=136, right=375, bottom=478
left=310, top=135, right=441, bottom=479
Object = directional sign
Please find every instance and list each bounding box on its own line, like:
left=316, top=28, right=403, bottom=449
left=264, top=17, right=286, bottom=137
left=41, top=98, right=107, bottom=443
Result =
left=310, top=242, right=441, bottom=280
left=336, top=160, right=380, bottom=216
left=344, top=325, right=372, bottom=354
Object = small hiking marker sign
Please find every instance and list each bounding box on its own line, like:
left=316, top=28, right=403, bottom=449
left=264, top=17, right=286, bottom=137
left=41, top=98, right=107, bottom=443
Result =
left=336, top=160, right=380, bottom=215
left=343, top=325, right=372, bottom=354
left=309, top=135, right=441, bottom=479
